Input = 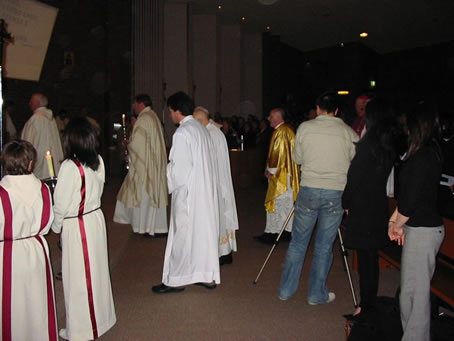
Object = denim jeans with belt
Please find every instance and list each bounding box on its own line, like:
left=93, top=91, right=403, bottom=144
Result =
left=278, top=186, right=344, bottom=303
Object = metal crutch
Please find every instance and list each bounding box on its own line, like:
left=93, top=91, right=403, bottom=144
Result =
left=253, top=206, right=295, bottom=284
left=337, top=227, right=358, bottom=307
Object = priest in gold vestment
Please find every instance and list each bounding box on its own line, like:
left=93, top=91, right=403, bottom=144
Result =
left=254, top=108, right=300, bottom=244
left=113, top=94, right=168, bottom=235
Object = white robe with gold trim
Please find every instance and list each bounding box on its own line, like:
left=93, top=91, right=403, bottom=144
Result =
left=206, top=121, right=239, bottom=256
left=113, top=107, right=168, bottom=235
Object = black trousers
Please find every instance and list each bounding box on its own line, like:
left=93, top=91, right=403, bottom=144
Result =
left=356, top=248, right=379, bottom=312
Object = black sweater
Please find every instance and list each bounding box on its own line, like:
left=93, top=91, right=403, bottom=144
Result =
left=398, top=146, right=443, bottom=227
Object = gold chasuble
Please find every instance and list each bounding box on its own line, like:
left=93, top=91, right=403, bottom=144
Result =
left=264, top=123, right=300, bottom=213
left=117, top=107, right=168, bottom=208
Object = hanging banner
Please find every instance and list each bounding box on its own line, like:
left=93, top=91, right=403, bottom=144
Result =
left=0, top=0, right=58, bottom=81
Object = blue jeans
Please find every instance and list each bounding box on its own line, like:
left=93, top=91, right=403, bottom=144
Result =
left=278, top=186, right=344, bottom=303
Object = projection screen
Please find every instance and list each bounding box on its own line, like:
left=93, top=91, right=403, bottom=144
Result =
left=0, top=0, right=58, bottom=81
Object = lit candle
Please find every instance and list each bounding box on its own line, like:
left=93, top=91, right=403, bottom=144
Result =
left=122, top=114, right=126, bottom=127
left=46, top=151, right=55, bottom=178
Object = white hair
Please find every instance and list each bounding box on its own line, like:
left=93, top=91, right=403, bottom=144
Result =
left=194, top=106, right=209, bottom=117
left=33, top=93, right=48, bottom=107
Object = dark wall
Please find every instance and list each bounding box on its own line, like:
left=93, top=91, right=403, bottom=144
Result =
left=378, top=41, right=454, bottom=115
left=262, top=35, right=380, bottom=126
left=262, top=33, right=281, bottom=118
left=263, top=34, right=454, bottom=126
left=3, top=0, right=131, bottom=155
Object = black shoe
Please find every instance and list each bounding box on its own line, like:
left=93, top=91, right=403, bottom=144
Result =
left=253, top=233, right=277, bottom=244
left=219, top=253, right=233, bottom=266
left=194, top=282, right=217, bottom=290
left=144, top=233, right=168, bottom=238
left=153, top=233, right=168, bottom=238
left=152, top=283, right=185, bottom=294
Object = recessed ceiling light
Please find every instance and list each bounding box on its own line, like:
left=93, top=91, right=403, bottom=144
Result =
left=266, top=26, right=271, bottom=30
left=241, top=16, right=246, bottom=21
left=258, top=0, right=279, bottom=5
left=340, top=42, right=344, bottom=47
left=218, top=5, right=222, bottom=10
left=360, top=32, right=368, bottom=38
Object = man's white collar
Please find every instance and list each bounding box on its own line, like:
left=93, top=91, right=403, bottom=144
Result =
left=275, top=121, right=284, bottom=130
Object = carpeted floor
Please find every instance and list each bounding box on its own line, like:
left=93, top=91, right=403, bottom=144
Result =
left=47, top=175, right=402, bottom=341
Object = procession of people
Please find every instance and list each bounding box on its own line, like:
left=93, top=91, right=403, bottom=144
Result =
left=0, top=89, right=450, bottom=341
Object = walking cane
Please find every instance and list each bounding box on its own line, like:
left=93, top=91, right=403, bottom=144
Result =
left=253, top=206, right=295, bottom=284
left=337, top=227, right=358, bottom=307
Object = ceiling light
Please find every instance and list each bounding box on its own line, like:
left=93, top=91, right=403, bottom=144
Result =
left=258, top=0, right=279, bottom=5
left=337, top=90, right=350, bottom=95
left=360, top=32, right=368, bottom=38
left=241, top=16, right=246, bottom=21
left=266, top=26, right=271, bottom=30
left=217, top=5, right=222, bottom=10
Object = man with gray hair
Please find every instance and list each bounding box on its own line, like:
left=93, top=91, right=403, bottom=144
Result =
left=193, top=106, right=239, bottom=265
left=21, top=93, right=64, bottom=179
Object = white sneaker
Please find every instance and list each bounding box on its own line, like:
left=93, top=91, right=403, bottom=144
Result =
left=308, top=292, right=335, bottom=305
left=278, top=295, right=289, bottom=301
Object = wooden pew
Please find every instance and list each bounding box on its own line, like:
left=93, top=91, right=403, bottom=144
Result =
left=342, top=199, right=454, bottom=310
left=378, top=200, right=454, bottom=309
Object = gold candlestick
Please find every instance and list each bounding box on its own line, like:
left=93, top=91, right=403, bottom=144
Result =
left=122, top=114, right=129, bottom=170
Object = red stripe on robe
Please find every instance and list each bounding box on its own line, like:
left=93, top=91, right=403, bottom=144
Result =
left=72, top=159, right=98, bottom=339
left=0, top=186, right=13, bottom=341
left=37, top=181, right=58, bottom=341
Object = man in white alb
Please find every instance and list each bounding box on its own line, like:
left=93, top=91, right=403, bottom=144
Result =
left=193, top=106, right=239, bottom=265
left=113, top=94, right=168, bottom=236
left=152, top=92, right=220, bottom=294
left=21, top=93, right=64, bottom=179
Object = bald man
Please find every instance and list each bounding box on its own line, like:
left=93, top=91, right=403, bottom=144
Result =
left=193, top=106, right=239, bottom=265
left=21, top=93, right=64, bottom=179
left=255, top=108, right=300, bottom=244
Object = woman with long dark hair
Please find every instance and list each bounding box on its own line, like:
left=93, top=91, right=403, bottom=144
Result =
left=342, top=98, right=399, bottom=317
left=52, top=117, right=116, bottom=340
left=389, top=103, right=444, bottom=341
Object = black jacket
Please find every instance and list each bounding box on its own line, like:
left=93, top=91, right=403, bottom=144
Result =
left=342, top=138, right=394, bottom=249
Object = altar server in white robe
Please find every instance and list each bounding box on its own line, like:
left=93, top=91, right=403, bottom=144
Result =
left=193, top=106, right=239, bottom=265
left=21, top=93, right=64, bottom=179
left=113, top=94, right=168, bottom=235
left=0, top=140, right=57, bottom=341
left=152, top=92, right=220, bottom=294
left=52, top=118, right=116, bottom=340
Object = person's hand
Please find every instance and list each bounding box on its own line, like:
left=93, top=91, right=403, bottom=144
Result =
left=387, top=221, right=394, bottom=240
left=388, top=222, right=405, bottom=245
left=264, top=170, right=272, bottom=179
left=345, top=209, right=349, bottom=215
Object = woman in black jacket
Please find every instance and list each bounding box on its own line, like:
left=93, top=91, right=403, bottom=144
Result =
left=388, top=104, right=444, bottom=341
left=342, top=99, right=399, bottom=317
